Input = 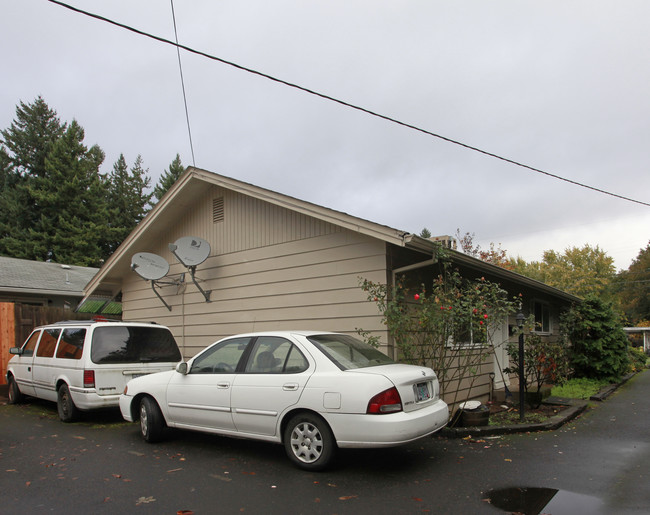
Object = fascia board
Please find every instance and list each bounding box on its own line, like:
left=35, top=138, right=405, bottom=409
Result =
left=402, top=234, right=582, bottom=304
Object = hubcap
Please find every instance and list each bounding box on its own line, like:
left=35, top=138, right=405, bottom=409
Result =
left=140, top=404, right=148, bottom=435
left=290, top=422, right=323, bottom=463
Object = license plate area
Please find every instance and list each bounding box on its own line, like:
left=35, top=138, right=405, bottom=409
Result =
left=414, top=381, right=431, bottom=402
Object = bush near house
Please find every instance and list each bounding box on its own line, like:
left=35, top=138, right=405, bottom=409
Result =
left=561, top=296, right=630, bottom=382
left=359, top=255, right=518, bottom=410
left=503, top=321, right=571, bottom=407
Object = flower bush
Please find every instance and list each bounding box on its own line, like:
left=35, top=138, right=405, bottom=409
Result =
left=358, top=255, right=518, bottom=408
left=504, top=317, right=571, bottom=407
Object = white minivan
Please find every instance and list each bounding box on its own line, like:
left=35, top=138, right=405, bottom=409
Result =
left=6, top=319, right=182, bottom=422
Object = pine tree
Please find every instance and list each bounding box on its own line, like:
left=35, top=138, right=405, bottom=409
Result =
left=27, top=120, right=108, bottom=266
left=153, top=153, right=184, bottom=202
left=0, top=97, right=66, bottom=258
left=104, top=154, right=152, bottom=254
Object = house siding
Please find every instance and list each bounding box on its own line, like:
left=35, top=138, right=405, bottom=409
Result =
left=121, top=186, right=389, bottom=358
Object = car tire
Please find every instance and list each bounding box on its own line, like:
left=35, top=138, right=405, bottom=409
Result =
left=284, top=413, right=336, bottom=471
left=7, top=376, right=24, bottom=405
left=57, top=384, right=79, bottom=422
left=140, top=396, right=165, bottom=443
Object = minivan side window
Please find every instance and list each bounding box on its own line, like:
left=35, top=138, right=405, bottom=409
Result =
left=35, top=328, right=62, bottom=358
left=56, top=328, right=86, bottom=360
left=21, top=330, right=42, bottom=357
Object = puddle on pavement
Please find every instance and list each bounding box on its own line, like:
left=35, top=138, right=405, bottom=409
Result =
left=485, top=486, right=605, bottom=514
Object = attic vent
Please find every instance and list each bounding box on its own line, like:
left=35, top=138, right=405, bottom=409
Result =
left=212, top=197, right=224, bottom=223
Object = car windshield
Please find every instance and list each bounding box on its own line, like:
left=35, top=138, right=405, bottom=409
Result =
left=307, top=334, right=394, bottom=370
left=91, top=326, right=182, bottom=364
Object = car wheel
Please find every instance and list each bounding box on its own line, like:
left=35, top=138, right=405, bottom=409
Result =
left=284, top=413, right=336, bottom=471
left=140, top=396, right=165, bottom=443
left=57, top=384, right=78, bottom=422
left=7, top=376, right=24, bottom=404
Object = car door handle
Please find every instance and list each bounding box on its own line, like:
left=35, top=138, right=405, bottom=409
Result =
left=283, top=383, right=299, bottom=391
left=217, top=382, right=230, bottom=389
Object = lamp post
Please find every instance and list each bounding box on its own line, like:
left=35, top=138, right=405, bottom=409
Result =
left=516, top=310, right=526, bottom=422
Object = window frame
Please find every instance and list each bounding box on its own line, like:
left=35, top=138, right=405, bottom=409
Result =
left=532, top=300, right=552, bottom=334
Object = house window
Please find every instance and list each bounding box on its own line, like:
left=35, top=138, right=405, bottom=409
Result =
left=447, top=314, right=488, bottom=349
left=533, top=301, right=551, bottom=333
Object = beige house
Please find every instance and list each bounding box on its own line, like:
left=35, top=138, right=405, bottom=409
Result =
left=83, top=167, right=579, bottom=404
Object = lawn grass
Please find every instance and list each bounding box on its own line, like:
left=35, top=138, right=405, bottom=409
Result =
left=550, top=377, right=610, bottom=400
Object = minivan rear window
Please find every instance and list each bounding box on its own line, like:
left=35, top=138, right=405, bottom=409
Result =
left=91, top=326, right=182, bottom=364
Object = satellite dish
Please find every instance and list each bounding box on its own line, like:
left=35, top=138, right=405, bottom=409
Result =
left=169, top=236, right=211, bottom=267
left=131, top=252, right=170, bottom=281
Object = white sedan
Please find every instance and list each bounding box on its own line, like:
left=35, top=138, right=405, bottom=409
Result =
left=120, top=331, right=448, bottom=470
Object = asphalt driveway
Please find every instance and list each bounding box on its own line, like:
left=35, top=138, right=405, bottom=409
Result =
left=1, top=370, right=649, bottom=514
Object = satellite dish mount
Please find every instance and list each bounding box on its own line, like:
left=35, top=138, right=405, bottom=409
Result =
left=131, top=252, right=183, bottom=311
left=169, top=237, right=212, bottom=303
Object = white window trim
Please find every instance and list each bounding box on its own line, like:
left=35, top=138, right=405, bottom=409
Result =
left=532, top=300, right=552, bottom=334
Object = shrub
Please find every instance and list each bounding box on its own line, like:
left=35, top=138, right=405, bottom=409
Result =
left=628, top=346, right=648, bottom=373
left=504, top=321, right=571, bottom=406
left=561, top=296, right=630, bottom=382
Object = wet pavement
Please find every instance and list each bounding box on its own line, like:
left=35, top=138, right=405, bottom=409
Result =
left=1, top=370, right=649, bottom=514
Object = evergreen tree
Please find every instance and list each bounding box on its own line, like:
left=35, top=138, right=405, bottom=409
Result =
left=104, top=154, right=152, bottom=254
left=153, top=153, right=184, bottom=202
left=27, top=120, right=108, bottom=266
left=561, top=295, right=630, bottom=381
left=616, top=242, right=650, bottom=324
left=0, top=97, right=66, bottom=257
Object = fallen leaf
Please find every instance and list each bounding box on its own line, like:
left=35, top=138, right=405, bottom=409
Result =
left=177, top=511, right=194, bottom=515
left=339, top=495, right=358, bottom=501
left=136, top=496, right=156, bottom=505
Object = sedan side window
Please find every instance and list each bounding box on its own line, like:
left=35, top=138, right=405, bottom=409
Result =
left=245, top=337, right=309, bottom=374
left=190, top=337, right=251, bottom=374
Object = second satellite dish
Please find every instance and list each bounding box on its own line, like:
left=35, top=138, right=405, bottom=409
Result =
left=131, top=252, right=170, bottom=281
left=169, top=236, right=211, bottom=267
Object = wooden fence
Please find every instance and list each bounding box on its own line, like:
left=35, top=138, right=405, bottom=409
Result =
left=0, top=302, right=98, bottom=385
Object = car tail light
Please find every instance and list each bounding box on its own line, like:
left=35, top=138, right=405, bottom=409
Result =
left=83, top=370, right=95, bottom=388
left=367, top=387, right=402, bottom=414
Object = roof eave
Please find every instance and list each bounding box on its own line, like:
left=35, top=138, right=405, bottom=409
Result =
left=402, top=234, right=582, bottom=304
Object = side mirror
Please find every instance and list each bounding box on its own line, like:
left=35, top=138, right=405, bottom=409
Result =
left=9, top=347, right=23, bottom=355
left=176, top=362, right=188, bottom=375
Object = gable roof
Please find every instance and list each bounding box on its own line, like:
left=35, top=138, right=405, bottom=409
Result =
left=0, top=256, right=98, bottom=297
left=84, top=167, right=580, bottom=304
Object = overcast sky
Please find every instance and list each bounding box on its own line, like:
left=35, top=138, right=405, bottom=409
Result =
left=2, top=0, right=649, bottom=270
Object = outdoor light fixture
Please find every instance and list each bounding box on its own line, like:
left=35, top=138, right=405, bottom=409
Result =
left=516, top=310, right=526, bottom=422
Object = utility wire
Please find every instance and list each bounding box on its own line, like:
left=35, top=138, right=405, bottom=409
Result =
left=169, top=0, right=195, bottom=166
left=46, top=0, right=650, bottom=208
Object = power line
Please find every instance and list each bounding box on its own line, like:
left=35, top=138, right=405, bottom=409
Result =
left=169, top=0, right=195, bottom=166
left=45, top=0, right=650, bottom=208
